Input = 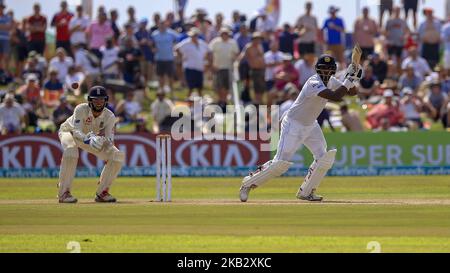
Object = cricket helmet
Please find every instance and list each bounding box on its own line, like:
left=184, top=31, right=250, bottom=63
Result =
left=315, top=54, right=337, bottom=85
left=88, top=85, right=108, bottom=112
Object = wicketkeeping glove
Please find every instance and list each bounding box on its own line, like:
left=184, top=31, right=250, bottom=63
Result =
left=83, top=132, right=105, bottom=151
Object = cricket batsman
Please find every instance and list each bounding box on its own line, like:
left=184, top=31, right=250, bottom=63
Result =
left=57, top=86, right=125, bottom=203
left=240, top=54, right=362, bottom=202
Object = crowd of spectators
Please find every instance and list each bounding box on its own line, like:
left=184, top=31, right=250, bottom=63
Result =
left=0, top=0, right=449, bottom=136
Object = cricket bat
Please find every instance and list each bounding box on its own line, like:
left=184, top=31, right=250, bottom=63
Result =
left=351, top=43, right=362, bottom=66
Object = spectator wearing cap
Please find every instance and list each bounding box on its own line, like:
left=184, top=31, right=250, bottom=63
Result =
left=271, top=54, right=299, bottom=105
left=135, top=18, right=155, bottom=85
left=294, top=53, right=316, bottom=88
left=118, top=38, right=142, bottom=85
left=0, top=93, right=26, bottom=135
left=263, top=40, right=284, bottom=92
left=279, top=83, right=299, bottom=119
left=22, top=56, right=44, bottom=84
left=340, top=104, right=364, bottom=132
left=175, top=28, right=210, bottom=97
left=400, top=87, right=424, bottom=129
left=424, top=81, right=449, bottom=124
left=52, top=96, right=73, bottom=129
left=278, top=24, right=298, bottom=56
left=0, top=2, right=12, bottom=71
left=86, top=11, right=113, bottom=59
left=401, top=46, right=431, bottom=80
left=65, top=65, right=85, bottom=95
left=379, top=0, right=393, bottom=27
left=152, top=21, right=179, bottom=93
left=51, top=1, right=73, bottom=55
left=295, top=2, right=318, bottom=57
left=255, top=8, right=276, bottom=33
left=99, top=38, right=120, bottom=79
left=25, top=3, right=47, bottom=55
left=353, top=7, right=378, bottom=61
left=398, top=63, right=421, bottom=93
left=17, top=74, right=41, bottom=104
left=366, top=89, right=405, bottom=130
left=209, top=27, right=240, bottom=104
left=322, top=6, right=345, bottom=64
left=193, top=9, right=213, bottom=42
left=43, top=69, right=64, bottom=108
left=109, top=9, right=120, bottom=42
left=441, top=15, right=450, bottom=73
left=238, top=32, right=266, bottom=104
left=69, top=5, right=90, bottom=53
left=49, top=47, right=74, bottom=83
left=368, top=53, right=388, bottom=84
left=384, top=6, right=409, bottom=65
left=418, top=8, right=442, bottom=69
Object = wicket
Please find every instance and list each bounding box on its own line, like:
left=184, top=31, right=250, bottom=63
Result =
left=156, top=134, right=172, bottom=202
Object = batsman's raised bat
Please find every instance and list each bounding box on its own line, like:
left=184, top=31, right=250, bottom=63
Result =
left=352, top=44, right=362, bottom=66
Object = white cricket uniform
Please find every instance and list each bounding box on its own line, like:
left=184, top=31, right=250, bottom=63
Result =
left=58, top=103, right=124, bottom=198
left=274, top=74, right=342, bottom=161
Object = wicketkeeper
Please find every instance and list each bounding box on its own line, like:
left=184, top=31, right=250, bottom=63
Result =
left=57, top=86, right=125, bottom=203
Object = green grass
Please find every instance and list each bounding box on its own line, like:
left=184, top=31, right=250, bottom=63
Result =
left=0, top=176, right=450, bottom=253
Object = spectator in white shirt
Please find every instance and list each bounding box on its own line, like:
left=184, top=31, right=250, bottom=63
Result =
left=73, top=43, right=100, bottom=89
left=0, top=93, right=25, bottom=135
left=65, top=65, right=84, bottom=95
left=209, top=27, right=239, bottom=105
left=151, top=89, right=175, bottom=133
left=401, top=46, right=431, bottom=80
left=255, top=9, right=276, bottom=33
left=69, top=5, right=90, bottom=52
left=263, top=40, right=284, bottom=92
left=116, top=91, right=143, bottom=123
left=100, top=38, right=120, bottom=79
left=49, top=47, right=73, bottom=83
left=294, top=53, right=316, bottom=87
left=175, top=28, right=210, bottom=96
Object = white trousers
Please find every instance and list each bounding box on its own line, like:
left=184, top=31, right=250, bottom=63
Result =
left=274, top=117, right=327, bottom=162
left=58, top=131, right=123, bottom=197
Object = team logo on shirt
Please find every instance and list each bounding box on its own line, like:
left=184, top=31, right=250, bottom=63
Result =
left=75, top=119, right=80, bottom=124
left=85, top=117, right=92, bottom=125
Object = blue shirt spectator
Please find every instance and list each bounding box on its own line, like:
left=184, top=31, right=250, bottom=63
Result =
left=278, top=24, right=298, bottom=55
left=233, top=27, right=251, bottom=52
left=322, top=7, right=345, bottom=45
left=0, top=11, right=11, bottom=41
left=135, top=21, right=154, bottom=62
left=152, top=25, right=178, bottom=61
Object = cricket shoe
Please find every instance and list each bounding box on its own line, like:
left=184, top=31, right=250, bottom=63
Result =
left=296, top=189, right=323, bottom=202
left=95, top=191, right=117, bottom=203
left=58, top=191, right=78, bottom=203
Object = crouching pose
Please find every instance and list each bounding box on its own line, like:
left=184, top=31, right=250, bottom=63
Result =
left=240, top=55, right=361, bottom=202
left=58, top=86, right=125, bottom=203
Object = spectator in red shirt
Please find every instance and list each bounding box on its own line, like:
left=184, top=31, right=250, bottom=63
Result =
left=25, top=3, right=47, bottom=55
left=366, top=89, right=405, bottom=130
left=51, top=1, right=73, bottom=55
left=270, top=53, right=299, bottom=105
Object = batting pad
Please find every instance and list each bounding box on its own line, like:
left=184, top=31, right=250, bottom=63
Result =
left=58, top=147, right=79, bottom=197
left=242, top=160, right=292, bottom=188
left=299, top=149, right=337, bottom=197
left=97, top=151, right=125, bottom=194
